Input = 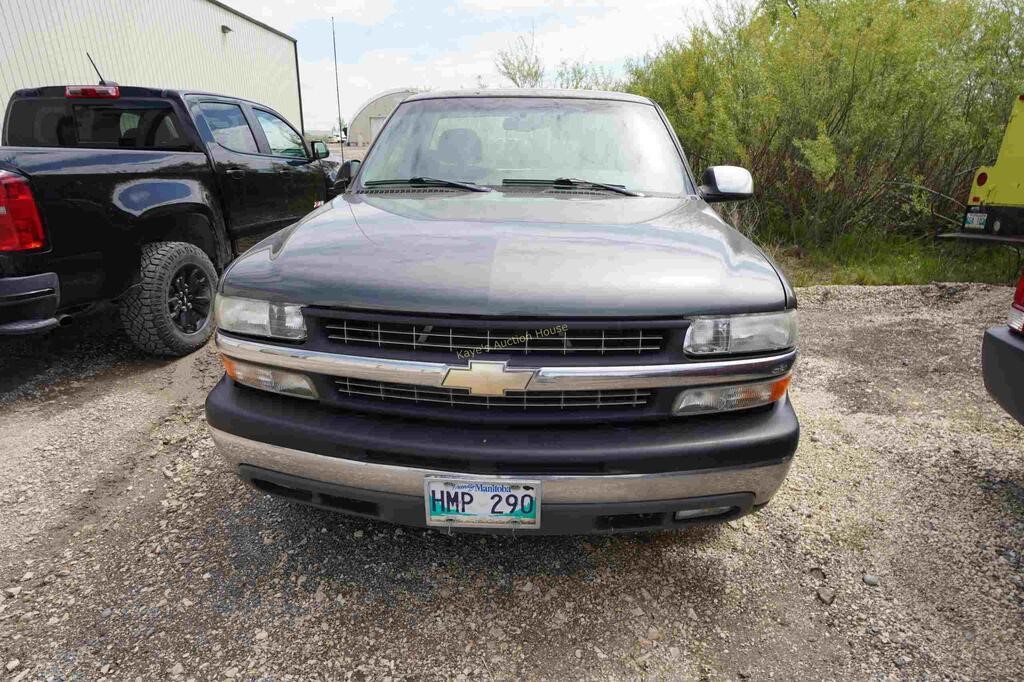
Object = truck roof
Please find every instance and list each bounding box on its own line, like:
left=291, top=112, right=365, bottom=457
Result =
left=404, top=89, right=654, bottom=105
left=9, top=85, right=268, bottom=108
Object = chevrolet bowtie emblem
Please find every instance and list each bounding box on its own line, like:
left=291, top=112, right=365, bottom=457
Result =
left=441, top=360, right=536, bottom=397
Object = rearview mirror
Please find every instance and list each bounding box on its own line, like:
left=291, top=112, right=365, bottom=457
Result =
left=700, top=166, right=754, bottom=202
left=311, top=140, right=329, bottom=160
left=334, top=159, right=361, bottom=192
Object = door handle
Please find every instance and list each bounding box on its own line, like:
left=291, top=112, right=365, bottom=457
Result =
left=225, top=168, right=245, bottom=179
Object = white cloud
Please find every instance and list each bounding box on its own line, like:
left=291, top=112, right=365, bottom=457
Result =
left=299, top=46, right=496, bottom=130
left=522, top=0, right=712, bottom=67
left=458, top=0, right=606, bottom=11
left=426, top=1, right=717, bottom=90
left=226, top=0, right=719, bottom=129
left=221, top=0, right=397, bottom=33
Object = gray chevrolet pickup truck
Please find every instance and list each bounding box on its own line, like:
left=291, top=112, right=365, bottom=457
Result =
left=205, top=90, right=799, bottom=534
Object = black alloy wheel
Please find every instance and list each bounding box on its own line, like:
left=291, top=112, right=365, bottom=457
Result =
left=167, top=263, right=212, bottom=334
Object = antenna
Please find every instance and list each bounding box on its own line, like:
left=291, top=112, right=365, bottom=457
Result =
left=332, top=17, right=345, bottom=162
left=86, top=52, right=116, bottom=86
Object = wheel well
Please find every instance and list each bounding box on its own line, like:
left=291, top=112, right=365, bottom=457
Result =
left=138, top=212, right=230, bottom=270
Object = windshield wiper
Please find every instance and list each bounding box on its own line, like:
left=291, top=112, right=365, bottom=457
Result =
left=364, top=177, right=492, bottom=192
left=502, top=177, right=643, bottom=197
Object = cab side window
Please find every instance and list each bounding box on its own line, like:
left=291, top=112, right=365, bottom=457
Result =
left=200, top=102, right=259, bottom=154
left=254, top=109, right=306, bottom=158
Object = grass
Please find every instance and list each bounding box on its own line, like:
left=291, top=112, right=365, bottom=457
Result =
left=761, top=232, right=1022, bottom=287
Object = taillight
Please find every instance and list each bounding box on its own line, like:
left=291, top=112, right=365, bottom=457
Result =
left=65, top=85, right=119, bottom=98
left=1009, top=273, right=1024, bottom=333
left=0, top=171, right=46, bottom=252
left=976, top=172, right=988, bottom=186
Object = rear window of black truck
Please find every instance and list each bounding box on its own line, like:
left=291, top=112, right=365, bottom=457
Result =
left=5, top=99, right=192, bottom=150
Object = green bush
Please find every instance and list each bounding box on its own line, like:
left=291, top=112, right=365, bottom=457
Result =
left=768, top=234, right=1021, bottom=285
left=626, top=0, right=1024, bottom=248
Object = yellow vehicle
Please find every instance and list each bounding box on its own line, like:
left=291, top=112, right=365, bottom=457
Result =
left=958, top=94, right=1024, bottom=243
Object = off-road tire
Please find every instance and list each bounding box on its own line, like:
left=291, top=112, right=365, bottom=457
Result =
left=121, top=241, right=217, bottom=356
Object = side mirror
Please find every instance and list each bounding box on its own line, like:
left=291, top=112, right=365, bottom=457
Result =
left=700, top=166, right=754, bottom=202
left=334, top=159, right=361, bottom=191
left=311, top=140, right=329, bottom=160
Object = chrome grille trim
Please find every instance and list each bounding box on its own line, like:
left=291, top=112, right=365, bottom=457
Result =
left=321, top=320, right=664, bottom=355
left=336, top=377, right=651, bottom=410
left=216, top=334, right=797, bottom=391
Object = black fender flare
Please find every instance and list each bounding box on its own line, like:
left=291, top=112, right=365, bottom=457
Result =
left=130, top=203, right=232, bottom=271
left=111, top=176, right=231, bottom=269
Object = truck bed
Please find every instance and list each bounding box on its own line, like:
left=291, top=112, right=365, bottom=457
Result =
left=0, top=146, right=213, bottom=307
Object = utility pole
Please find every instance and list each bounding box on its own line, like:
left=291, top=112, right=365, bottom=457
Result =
left=332, top=16, right=345, bottom=162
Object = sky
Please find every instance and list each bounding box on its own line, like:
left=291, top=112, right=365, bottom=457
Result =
left=220, top=0, right=719, bottom=131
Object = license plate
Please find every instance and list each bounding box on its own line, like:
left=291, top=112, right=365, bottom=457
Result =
left=424, top=477, right=541, bottom=529
left=964, top=212, right=987, bottom=230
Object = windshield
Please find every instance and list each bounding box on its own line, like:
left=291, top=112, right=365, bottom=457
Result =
left=358, top=97, right=691, bottom=196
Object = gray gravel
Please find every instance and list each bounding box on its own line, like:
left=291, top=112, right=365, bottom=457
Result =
left=1, top=284, right=1022, bottom=680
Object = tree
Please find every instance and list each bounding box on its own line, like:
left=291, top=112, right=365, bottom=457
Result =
left=625, top=0, right=1024, bottom=245
left=495, top=31, right=544, bottom=88
left=555, top=59, right=619, bottom=90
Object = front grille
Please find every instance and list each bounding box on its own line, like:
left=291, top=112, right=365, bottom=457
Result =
left=323, top=319, right=665, bottom=356
left=336, top=377, right=651, bottom=411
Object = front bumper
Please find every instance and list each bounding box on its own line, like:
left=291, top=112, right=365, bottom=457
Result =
left=206, top=378, right=799, bottom=533
left=0, top=272, right=61, bottom=335
left=982, top=325, right=1024, bottom=424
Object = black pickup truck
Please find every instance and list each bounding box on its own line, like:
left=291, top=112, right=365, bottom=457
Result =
left=0, top=84, right=340, bottom=355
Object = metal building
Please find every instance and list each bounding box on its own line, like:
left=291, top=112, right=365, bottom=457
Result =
left=0, top=0, right=303, bottom=132
left=348, top=88, right=418, bottom=146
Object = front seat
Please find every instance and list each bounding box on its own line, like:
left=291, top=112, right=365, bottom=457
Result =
left=429, top=128, right=487, bottom=182
left=119, top=127, right=139, bottom=147
left=89, top=113, right=122, bottom=146
left=55, top=116, right=76, bottom=146
left=37, top=111, right=63, bottom=145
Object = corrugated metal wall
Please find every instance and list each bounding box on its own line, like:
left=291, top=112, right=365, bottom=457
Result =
left=0, top=0, right=301, bottom=131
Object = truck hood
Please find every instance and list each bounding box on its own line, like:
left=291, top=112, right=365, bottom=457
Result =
left=221, top=192, right=790, bottom=317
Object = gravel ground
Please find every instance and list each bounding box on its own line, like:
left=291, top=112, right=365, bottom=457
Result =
left=1, top=284, right=1022, bottom=681
left=326, top=144, right=367, bottom=163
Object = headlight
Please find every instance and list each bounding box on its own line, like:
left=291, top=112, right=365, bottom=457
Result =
left=215, top=295, right=306, bottom=340
left=684, top=310, right=797, bottom=355
left=672, top=375, right=791, bottom=415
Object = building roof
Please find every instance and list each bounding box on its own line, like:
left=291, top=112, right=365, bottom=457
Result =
left=350, top=88, right=420, bottom=123
left=205, top=0, right=297, bottom=42
left=405, top=89, right=652, bottom=104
